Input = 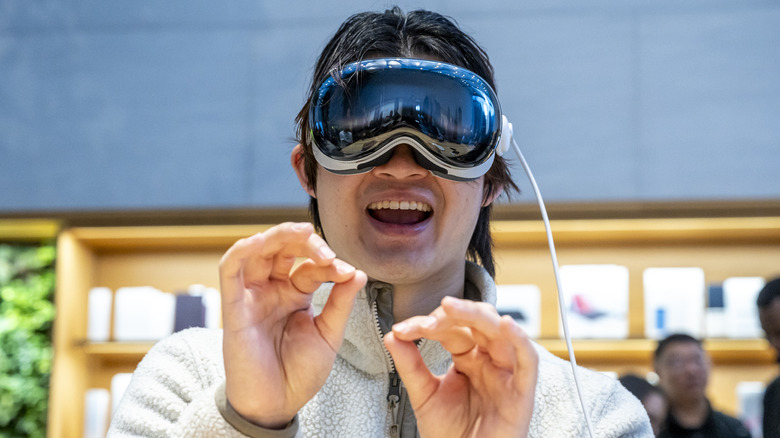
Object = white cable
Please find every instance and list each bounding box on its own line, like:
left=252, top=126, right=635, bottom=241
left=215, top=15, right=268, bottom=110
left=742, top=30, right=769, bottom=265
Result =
left=510, top=137, right=596, bottom=438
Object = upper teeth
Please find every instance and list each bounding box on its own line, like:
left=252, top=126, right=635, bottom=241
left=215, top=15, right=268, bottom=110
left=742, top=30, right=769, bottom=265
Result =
left=368, top=200, right=432, bottom=212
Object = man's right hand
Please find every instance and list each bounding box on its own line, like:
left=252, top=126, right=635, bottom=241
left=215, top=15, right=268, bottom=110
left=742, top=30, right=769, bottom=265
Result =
left=219, top=222, right=366, bottom=428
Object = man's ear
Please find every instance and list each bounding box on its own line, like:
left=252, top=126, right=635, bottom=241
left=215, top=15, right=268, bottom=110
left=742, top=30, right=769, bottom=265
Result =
left=291, top=144, right=316, bottom=198
left=482, top=184, right=504, bottom=207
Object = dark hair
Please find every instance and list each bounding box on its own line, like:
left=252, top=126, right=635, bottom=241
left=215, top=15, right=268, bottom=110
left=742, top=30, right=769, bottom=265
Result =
left=294, top=7, right=518, bottom=277
left=618, top=374, right=664, bottom=402
left=757, top=277, right=780, bottom=309
left=654, top=333, right=702, bottom=362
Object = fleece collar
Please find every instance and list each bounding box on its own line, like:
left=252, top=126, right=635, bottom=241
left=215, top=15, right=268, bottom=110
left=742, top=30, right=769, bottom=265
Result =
left=311, top=261, right=497, bottom=376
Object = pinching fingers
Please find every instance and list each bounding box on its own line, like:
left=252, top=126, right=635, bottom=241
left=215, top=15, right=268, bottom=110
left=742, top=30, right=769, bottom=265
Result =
left=439, top=296, right=502, bottom=338
left=392, top=297, right=502, bottom=358
left=439, top=297, right=527, bottom=370
left=262, top=224, right=336, bottom=273
left=289, top=257, right=358, bottom=293
left=219, top=223, right=323, bottom=281
left=218, top=223, right=337, bottom=317
left=392, top=314, right=476, bottom=357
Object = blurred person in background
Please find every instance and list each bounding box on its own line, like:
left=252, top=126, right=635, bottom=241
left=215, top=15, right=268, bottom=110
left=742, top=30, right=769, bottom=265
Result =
left=758, top=277, right=780, bottom=438
left=654, top=333, right=751, bottom=438
left=619, top=373, right=669, bottom=436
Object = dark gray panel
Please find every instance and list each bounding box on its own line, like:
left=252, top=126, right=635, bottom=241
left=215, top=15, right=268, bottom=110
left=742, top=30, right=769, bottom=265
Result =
left=0, top=30, right=251, bottom=209
left=473, top=12, right=638, bottom=203
left=0, top=0, right=267, bottom=31
left=243, top=25, right=332, bottom=207
left=638, top=8, right=780, bottom=200
left=1, top=0, right=780, bottom=214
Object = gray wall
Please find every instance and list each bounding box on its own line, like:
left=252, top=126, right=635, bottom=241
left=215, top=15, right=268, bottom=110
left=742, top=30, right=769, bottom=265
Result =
left=1, top=0, right=779, bottom=212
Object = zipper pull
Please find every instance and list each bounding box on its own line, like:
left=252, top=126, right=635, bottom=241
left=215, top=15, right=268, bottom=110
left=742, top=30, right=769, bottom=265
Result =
left=387, top=371, right=401, bottom=404
left=387, top=371, right=401, bottom=438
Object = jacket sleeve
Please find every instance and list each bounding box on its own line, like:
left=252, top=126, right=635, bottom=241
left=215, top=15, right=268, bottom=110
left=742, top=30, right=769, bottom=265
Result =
left=590, top=378, right=654, bottom=438
left=530, top=346, right=654, bottom=437
left=107, top=328, right=300, bottom=438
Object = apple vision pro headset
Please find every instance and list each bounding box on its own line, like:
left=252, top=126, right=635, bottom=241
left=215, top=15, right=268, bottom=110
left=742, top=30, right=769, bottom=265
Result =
left=309, top=58, right=596, bottom=437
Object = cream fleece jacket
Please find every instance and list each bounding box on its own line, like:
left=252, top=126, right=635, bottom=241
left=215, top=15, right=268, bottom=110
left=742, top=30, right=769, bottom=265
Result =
left=108, top=262, right=652, bottom=437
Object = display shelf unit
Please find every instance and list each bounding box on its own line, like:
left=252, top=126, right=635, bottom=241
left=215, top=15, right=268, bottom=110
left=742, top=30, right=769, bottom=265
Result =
left=75, top=337, right=773, bottom=366
left=541, top=338, right=774, bottom=364
left=49, top=224, right=268, bottom=438
left=492, top=215, right=780, bottom=418
left=48, top=217, right=780, bottom=438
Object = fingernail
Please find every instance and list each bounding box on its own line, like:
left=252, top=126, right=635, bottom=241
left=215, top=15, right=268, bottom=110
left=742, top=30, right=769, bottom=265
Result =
left=292, top=222, right=310, bottom=231
left=335, top=260, right=355, bottom=275
left=420, top=316, right=436, bottom=329
left=393, top=321, right=408, bottom=332
left=443, top=296, right=462, bottom=309
left=318, top=245, right=336, bottom=259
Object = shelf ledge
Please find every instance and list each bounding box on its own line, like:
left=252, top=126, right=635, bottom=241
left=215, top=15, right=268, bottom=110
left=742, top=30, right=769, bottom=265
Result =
left=538, top=338, right=775, bottom=364
left=78, top=338, right=775, bottom=365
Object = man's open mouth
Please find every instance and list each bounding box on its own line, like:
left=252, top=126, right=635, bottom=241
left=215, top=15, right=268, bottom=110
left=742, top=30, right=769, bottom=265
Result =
left=367, top=200, right=433, bottom=225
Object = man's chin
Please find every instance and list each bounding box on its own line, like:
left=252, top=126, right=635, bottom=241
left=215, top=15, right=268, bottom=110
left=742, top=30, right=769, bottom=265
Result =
left=360, top=254, right=431, bottom=284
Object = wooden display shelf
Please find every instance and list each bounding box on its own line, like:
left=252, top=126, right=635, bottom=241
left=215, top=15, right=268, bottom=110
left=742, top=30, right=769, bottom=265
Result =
left=60, top=223, right=272, bottom=250
left=47, top=217, right=780, bottom=437
left=75, top=337, right=775, bottom=366
left=540, top=338, right=775, bottom=364
left=79, top=341, right=156, bottom=361
left=492, top=216, right=780, bottom=246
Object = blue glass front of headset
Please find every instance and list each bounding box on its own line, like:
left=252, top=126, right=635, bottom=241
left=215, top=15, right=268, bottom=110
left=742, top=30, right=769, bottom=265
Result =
left=310, top=59, right=501, bottom=168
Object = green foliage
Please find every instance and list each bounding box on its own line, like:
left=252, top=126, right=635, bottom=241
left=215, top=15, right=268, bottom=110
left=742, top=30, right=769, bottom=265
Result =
left=0, top=244, right=56, bottom=438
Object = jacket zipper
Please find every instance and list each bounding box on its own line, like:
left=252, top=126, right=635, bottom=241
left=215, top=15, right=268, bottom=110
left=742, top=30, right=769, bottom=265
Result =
left=372, top=300, right=402, bottom=438
left=387, top=371, right=402, bottom=438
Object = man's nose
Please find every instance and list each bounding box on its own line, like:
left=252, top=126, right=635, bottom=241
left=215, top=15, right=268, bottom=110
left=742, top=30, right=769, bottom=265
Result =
left=372, top=145, right=428, bottom=179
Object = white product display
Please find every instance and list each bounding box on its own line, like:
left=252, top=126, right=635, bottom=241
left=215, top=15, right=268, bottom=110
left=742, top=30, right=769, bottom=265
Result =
left=110, top=373, right=134, bottom=415
left=113, top=287, right=176, bottom=341
left=87, top=287, right=112, bottom=342
left=705, top=308, right=727, bottom=338
left=495, top=284, right=541, bottom=339
left=188, top=284, right=222, bottom=329
left=724, top=277, right=766, bottom=339
left=736, top=381, right=765, bottom=438
left=84, top=388, right=110, bottom=438
left=559, top=264, right=629, bottom=339
left=643, top=267, right=706, bottom=339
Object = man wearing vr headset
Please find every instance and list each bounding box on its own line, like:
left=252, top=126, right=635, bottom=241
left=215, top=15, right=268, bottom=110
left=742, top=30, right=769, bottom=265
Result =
left=109, top=7, right=651, bottom=438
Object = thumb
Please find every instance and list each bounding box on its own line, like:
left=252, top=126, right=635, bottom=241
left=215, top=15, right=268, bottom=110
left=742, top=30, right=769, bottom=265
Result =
left=314, top=269, right=366, bottom=352
left=384, top=331, right=438, bottom=410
